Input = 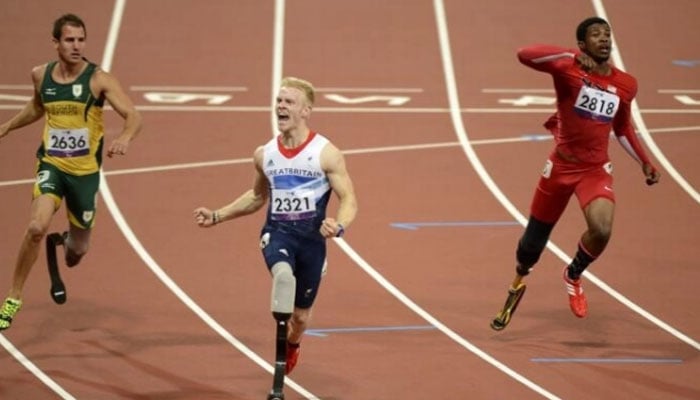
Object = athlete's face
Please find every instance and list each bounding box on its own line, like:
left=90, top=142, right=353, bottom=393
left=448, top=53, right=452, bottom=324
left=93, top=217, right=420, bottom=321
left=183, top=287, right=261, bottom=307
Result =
left=579, top=23, right=612, bottom=63
left=276, top=86, right=311, bottom=134
left=53, top=24, right=86, bottom=65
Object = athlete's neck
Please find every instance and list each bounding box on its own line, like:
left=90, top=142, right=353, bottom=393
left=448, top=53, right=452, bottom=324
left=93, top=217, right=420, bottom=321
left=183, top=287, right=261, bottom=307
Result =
left=589, top=58, right=612, bottom=76
left=54, top=59, right=87, bottom=83
left=278, top=129, right=312, bottom=149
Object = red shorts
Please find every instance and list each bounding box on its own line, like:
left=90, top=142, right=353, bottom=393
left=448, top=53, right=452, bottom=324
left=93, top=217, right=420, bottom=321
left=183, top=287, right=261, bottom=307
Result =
left=529, top=155, right=615, bottom=224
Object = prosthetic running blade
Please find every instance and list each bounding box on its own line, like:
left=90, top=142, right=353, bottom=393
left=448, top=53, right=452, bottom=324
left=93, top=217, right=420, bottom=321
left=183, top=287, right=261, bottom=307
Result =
left=490, top=283, right=527, bottom=331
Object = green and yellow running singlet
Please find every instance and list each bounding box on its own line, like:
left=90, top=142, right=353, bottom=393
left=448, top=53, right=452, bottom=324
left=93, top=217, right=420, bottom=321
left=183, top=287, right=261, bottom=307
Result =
left=37, top=61, right=105, bottom=175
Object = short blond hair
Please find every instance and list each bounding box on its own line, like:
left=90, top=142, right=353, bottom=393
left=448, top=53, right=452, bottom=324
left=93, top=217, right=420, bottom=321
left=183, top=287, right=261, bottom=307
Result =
left=280, top=76, right=315, bottom=106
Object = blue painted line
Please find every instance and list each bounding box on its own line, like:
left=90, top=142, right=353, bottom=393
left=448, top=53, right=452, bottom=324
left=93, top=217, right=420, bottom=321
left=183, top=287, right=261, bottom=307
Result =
left=672, top=59, right=700, bottom=67
left=305, top=325, right=436, bottom=337
left=521, top=134, right=552, bottom=141
left=391, top=221, right=520, bottom=230
left=531, top=357, right=683, bottom=364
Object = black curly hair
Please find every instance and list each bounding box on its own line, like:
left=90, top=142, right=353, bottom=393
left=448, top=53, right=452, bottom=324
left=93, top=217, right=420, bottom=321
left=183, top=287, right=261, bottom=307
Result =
left=576, top=17, right=608, bottom=42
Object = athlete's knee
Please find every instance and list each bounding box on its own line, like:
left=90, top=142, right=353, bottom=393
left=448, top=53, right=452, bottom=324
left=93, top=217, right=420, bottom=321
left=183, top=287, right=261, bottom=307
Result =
left=271, top=262, right=296, bottom=315
left=26, top=220, right=48, bottom=243
left=65, top=233, right=89, bottom=255
left=587, top=222, right=612, bottom=244
left=291, top=308, right=311, bottom=327
left=272, top=262, right=295, bottom=285
left=515, top=216, right=555, bottom=273
left=61, top=231, right=88, bottom=267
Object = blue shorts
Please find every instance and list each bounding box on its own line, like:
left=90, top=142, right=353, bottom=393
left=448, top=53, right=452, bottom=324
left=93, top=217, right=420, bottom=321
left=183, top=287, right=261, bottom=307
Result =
left=259, top=229, right=327, bottom=309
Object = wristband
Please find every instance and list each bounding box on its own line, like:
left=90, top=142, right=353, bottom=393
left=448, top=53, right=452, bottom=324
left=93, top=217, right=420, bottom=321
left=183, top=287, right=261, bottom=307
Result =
left=335, top=223, right=345, bottom=237
left=212, top=211, right=219, bottom=225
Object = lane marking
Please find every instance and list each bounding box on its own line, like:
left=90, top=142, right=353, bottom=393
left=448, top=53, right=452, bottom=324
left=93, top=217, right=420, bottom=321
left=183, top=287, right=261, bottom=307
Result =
left=531, top=358, right=683, bottom=364
left=658, top=89, right=700, bottom=94
left=0, top=334, right=76, bottom=400
left=3, top=102, right=700, bottom=114
left=482, top=88, right=555, bottom=93
left=0, top=84, right=34, bottom=90
left=3, top=123, right=698, bottom=187
left=130, top=86, right=247, bottom=92
left=306, top=325, right=436, bottom=337
left=671, top=60, right=700, bottom=67
left=317, top=87, right=424, bottom=93
left=391, top=221, right=520, bottom=230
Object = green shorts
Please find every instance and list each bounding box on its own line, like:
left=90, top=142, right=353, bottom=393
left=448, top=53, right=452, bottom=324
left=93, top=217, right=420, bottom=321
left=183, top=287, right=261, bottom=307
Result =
left=33, top=160, right=100, bottom=229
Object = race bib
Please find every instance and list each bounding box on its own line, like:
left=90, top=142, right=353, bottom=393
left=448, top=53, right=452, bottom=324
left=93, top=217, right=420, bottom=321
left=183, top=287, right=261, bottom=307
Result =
left=574, top=86, right=620, bottom=122
left=271, top=189, right=316, bottom=221
left=47, top=128, right=89, bottom=157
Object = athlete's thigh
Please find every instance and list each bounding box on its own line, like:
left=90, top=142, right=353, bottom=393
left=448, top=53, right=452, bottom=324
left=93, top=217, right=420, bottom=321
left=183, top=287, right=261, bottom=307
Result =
left=293, top=239, right=326, bottom=309
left=575, top=161, right=615, bottom=210
left=260, top=230, right=298, bottom=271
left=530, top=159, right=576, bottom=224
left=582, top=197, right=615, bottom=233
left=63, top=171, right=100, bottom=229
left=33, top=161, right=65, bottom=208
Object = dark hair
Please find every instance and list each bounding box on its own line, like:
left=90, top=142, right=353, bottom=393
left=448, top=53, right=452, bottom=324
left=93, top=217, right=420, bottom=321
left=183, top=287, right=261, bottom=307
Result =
left=52, top=14, right=86, bottom=40
left=576, top=17, right=608, bottom=42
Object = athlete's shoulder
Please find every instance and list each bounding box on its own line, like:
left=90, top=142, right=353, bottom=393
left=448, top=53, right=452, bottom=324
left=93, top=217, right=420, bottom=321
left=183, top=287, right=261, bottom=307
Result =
left=615, top=68, right=637, bottom=86
left=611, top=67, right=638, bottom=98
left=30, top=63, right=50, bottom=80
left=311, top=132, right=330, bottom=145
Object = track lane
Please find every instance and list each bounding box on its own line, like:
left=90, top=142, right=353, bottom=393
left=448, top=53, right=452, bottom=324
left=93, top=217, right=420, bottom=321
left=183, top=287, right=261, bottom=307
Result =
left=2, top=1, right=698, bottom=399
left=443, top=0, right=699, bottom=398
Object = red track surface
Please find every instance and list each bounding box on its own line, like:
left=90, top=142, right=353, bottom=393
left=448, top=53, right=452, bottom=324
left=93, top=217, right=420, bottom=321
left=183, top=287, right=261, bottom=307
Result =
left=1, top=1, right=698, bottom=399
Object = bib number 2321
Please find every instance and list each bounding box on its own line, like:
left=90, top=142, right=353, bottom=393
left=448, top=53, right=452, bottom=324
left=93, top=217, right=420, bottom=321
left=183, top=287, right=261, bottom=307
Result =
left=271, top=189, right=316, bottom=221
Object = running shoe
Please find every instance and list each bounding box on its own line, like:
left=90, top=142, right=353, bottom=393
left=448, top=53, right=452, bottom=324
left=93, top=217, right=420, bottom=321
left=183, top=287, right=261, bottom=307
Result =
left=563, top=267, right=587, bottom=318
left=0, top=297, right=22, bottom=331
left=285, top=342, right=301, bottom=375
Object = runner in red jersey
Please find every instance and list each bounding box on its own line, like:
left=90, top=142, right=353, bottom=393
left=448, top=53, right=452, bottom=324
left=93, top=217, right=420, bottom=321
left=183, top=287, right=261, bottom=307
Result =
left=491, top=17, right=660, bottom=330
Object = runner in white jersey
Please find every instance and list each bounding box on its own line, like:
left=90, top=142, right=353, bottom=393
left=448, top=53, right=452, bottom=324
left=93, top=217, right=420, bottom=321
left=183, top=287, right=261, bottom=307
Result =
left=194, top=77, right=358, bottom=375
left=262, top=132, right=332, bottom=239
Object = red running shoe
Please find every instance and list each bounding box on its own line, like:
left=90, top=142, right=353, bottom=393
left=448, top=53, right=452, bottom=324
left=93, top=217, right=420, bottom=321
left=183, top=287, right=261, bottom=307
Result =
left=285, top=342, right=300, bottom=375
left=563, top=267, right=588, bottom=318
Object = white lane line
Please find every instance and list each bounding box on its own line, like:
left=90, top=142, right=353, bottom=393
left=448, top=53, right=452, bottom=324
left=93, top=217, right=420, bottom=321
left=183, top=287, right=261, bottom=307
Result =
left=316, top=87, right=424, bottom=93
left=0, top=334, right=76, bottom=399
left=130, top=86, right=248, bottom=92
left=3, top=104, right=700, bottom=114
left=4, top=122, right=698, bottom=187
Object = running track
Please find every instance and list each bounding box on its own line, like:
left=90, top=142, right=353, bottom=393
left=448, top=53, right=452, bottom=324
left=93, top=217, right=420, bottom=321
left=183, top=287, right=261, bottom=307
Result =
left=1, top=1, right=698, bottom=399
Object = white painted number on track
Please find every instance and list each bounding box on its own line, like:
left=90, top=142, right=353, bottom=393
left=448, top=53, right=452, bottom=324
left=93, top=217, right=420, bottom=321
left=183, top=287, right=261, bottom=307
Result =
left=324, top=94, right=411, bottom=106
left=498, top=95, right=556, bottom=106
left=143, top=92, right=232, bottom=105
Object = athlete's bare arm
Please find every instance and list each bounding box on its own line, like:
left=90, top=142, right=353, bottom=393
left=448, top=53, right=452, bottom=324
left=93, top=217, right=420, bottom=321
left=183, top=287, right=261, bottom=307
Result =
left=320, top=142, right=358, bottom=238
left=194, top=146, right=270, bottom=227
left=0, top=66, right=46, bottom=141
left=92, top=69, right=142, bottom=157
